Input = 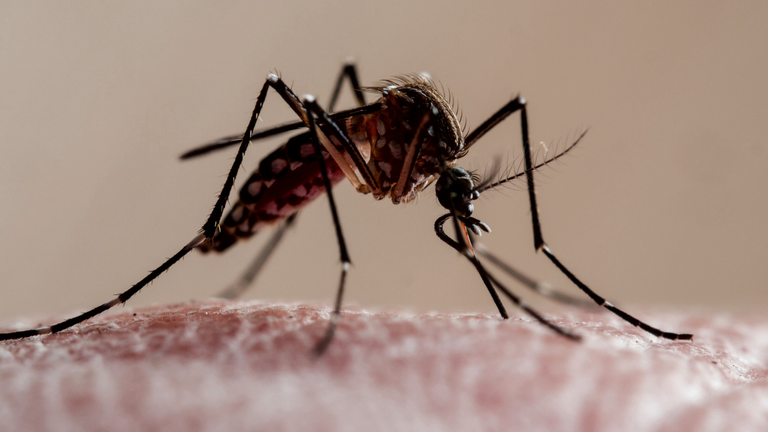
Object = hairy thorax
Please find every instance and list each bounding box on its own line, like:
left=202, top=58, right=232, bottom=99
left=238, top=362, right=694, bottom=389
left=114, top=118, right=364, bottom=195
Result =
left=346, top=76, right=465, bottom=204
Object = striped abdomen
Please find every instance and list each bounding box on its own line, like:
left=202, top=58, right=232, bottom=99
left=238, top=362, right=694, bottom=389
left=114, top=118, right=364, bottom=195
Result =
left=198, top=132, right=346, bottom=253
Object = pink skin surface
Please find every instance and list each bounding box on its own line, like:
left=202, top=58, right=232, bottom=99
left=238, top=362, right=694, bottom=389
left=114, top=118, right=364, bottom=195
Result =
left=0, top=301, right=766, bottom=432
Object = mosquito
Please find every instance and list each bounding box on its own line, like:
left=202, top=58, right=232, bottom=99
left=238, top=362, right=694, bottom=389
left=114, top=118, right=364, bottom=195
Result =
left=0, top=63, right=693, bottom=353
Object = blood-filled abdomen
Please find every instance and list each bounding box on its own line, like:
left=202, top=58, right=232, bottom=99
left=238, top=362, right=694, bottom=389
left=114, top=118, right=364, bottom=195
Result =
left=198, top=132, right=346, bottom=253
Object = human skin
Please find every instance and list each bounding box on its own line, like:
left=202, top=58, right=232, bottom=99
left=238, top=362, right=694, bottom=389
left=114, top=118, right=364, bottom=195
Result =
left=0, top=300, right=765, bottom=432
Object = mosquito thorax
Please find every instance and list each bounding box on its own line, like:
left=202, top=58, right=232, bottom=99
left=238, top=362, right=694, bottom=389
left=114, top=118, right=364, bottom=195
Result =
left=435, top=166, right=478, bottom=217
left=345, top=75, right=465, bottom=205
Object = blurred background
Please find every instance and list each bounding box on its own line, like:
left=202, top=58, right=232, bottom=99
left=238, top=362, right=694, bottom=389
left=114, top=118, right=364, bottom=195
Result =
left=0, top=1, right=766, bottom=324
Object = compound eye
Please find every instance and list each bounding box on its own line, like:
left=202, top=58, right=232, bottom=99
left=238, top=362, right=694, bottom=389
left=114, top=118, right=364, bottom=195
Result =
left=450, top=199, right=473, bottom=218
left=465, top=203, right=474, bottom=216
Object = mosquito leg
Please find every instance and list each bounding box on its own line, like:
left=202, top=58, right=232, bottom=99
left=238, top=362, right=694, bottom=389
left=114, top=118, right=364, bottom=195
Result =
left=202, top=78, right=274, bottom=239
left=0, top=72, right=364, bottom=341
left=216, top=66, right=371, bottom=300
left=303, top=98, right=383, bottom=198
left=180, top=122, right=308, bottom=160
left=0, top=234, right=207, bottom=341
left=443, top=206, right=509, bottom=319
left=301, top=96, right=352, bottom=356
left=328, top=61, right=367, bottom=112
left=0, top=76, right=296, bottom=340
left=434, top=214, right=577, bottom=340
left=259, top=66, right=376, bottom=196
left=515, top=101, right=692, bottom=340
left=216, top=212, right=300, bottom=300
left=0, top=73, right=364, bottom=342
left=180, top=105, right=383, bottom=160
left=469, top=236, right=598, bottom=308
left=255, top=75, right=378, bottom=196
left=482, top=267, right=580, bottom=340
left=467, top=96, right=693, bottom=340
left=202, top=73, right=375, bottom=238
left=181, top=61, right=373, bottom=160
left=391, top=113, right=431, bottom=202
left=540, top=247, right=693, bottom=340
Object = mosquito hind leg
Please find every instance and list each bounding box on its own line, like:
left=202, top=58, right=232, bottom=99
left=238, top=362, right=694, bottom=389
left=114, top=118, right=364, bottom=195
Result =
left=0, top=70, right=369, bottom=342
left=0, top=75, right=286, bottom=340
left=216, top=212, right=299, bottom=300
left=0, top=74, right=346, bottom=341
left=0, top=234, right=207, bottom=341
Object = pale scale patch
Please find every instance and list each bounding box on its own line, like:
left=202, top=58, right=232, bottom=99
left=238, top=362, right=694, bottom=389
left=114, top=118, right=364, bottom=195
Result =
left=271, top=158, right=288, bottom=175
left=377, top=119, right=386, bottom=136
left=293, top=184, right=308, bottom=198
left=239, top=221, right=250, bottom=233
left=388, top=140, right=403, bottom=159
left=262, top=201, right=279, bottom=216
left=377, top=161, right=393, bottom=177
left=230, top=205, right=244, bottom=223
left=247, top=181, right=262, bottom=197
left=299, top=143, right=314, bottom=158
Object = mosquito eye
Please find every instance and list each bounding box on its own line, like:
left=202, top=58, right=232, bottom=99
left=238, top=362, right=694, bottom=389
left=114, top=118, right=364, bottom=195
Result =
left=448, top=202, right=474, bottom=218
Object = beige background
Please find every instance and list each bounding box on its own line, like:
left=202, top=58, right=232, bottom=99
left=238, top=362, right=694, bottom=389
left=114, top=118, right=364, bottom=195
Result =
left=0, top=1, right=766, bottom=323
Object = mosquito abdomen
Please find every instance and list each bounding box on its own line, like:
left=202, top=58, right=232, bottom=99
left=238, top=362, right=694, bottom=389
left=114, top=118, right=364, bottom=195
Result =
left=199, top=133, right=346, bottom=253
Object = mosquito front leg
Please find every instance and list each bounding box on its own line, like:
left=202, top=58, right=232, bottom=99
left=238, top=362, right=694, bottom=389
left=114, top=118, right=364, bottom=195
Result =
left=470, top=238, right=598, bottom=308
left=442, top=202, right=509, bottom=320
left=434, top=214, right=578, bottom=340
left=468, top=96, right=693, bottom=341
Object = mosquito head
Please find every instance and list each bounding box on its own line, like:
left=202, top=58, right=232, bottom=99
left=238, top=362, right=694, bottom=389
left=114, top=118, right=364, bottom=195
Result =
left=435, top=166, right=480, bottom=217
